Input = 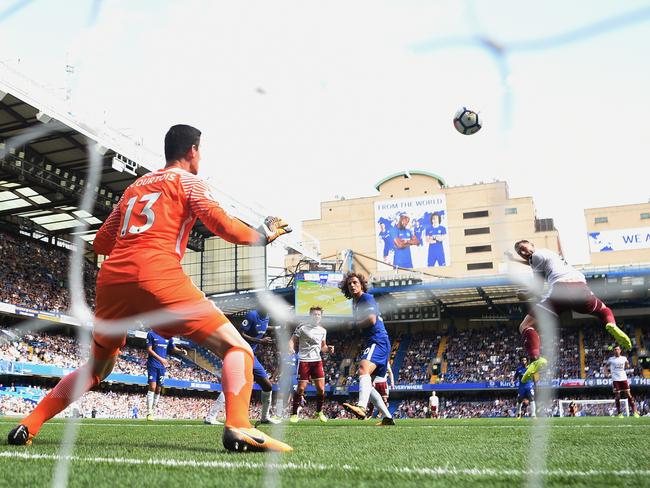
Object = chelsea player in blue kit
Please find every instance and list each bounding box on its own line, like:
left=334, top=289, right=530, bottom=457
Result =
left=514, top=357, right=536, bottom=418
left=340, top=273, right=395, bottom=425
left=145, top=329, right=187, bottom=421
left=205, top=309, right=281, bottom=425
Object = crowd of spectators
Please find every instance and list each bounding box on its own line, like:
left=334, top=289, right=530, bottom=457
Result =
left=397, top=333, right=441, bottom=384
left=0, top=330, right=216, bottom=382
left=394, top=396, right=514, bottom=419
left=0, top=231, right=96, bottom=312
left=441, top=326, right=522, bottom=383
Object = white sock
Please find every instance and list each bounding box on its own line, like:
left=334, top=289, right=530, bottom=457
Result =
left=530, top=401, right=537, bottom=417
left=153, top=393, right=161, bottom=413
left=146, top=391, right=154, bottom=415
left=358, top=375, right=372, bottom=409
left=517, top=402, right=522, bottom=417
left=261, top=390, right=272, bottom=420
left=369, top=388, right=392, bottom=418
left=207, top=393, right=225, bottom=420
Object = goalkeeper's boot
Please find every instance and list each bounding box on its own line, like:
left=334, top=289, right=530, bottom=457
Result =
left=342, top=402, right=367, bottom=420
left=223, top=426, right=293, bottom=453
left=146, top=414, right=154, bottom=422
left=522, top=357, right=547, bottom=383
left=289, top=414, right=300, bottom=424
left=605, top=323, right=632, bottom=351
left=617, top=413, right=624, bottom=418
left=7, top=424, right=33, bottom=446
left=633, top=412, right=640, bottom=418
left=316, top=411, right=328, bottom=423
left=375, top=417, right=396, bottom=426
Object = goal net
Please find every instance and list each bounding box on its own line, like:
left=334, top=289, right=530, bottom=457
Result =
left=558, top=399, right=629, bottom=417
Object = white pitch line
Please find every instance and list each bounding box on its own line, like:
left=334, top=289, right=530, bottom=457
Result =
left=0, top=451, right=648, bottom=478
left=0, top=420, right=648, bottom=429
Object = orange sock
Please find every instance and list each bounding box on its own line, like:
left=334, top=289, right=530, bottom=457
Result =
left=22, top=365, right=101, bottom=436
left=222, top=347, right=254, bottom=429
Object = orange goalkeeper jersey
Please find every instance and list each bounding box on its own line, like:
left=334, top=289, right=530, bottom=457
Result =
left=93, top=167, right=262, bottom=283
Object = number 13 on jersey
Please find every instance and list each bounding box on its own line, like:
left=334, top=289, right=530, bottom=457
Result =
left=120, top=192, right=162, bottom=236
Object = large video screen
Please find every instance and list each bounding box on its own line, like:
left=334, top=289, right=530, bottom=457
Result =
left=295, top=272, right=352, bottom=317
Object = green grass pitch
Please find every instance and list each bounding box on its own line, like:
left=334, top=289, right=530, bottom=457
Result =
left=1, top=417, right=648, bottom=487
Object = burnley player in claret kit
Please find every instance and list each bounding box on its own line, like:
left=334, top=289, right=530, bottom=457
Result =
left=508, top=240, right=632, bottom=382
left=340, top=272, right=395, bottom=426
left=288, top=306, right=333, bottom=423
left=606, top=345, right=640, bottom=418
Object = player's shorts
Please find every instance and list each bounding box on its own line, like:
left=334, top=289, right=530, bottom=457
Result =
left=92, top=275, right=229, bottom=360
left=360, top=337, right=391, bottom=378
left=612, top=380, right=630, bottom=392
left=297, top=360, right=325, bottom=381
left=429, top=406, right=438, bottom=417
left=374, top=380, right=388, bottom=398
left=533, top=282, right=603, bottom=318
left=517, top=387, right=534, bottom=402
left=147, top=365, right=166, bottom=385
left=253, top=356, right=269, bottom=381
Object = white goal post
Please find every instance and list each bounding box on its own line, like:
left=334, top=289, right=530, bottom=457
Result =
left=559, top=399, right=629, bottom=417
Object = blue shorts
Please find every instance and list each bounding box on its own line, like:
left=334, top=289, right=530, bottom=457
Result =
left=253, top=356, right=269, bottom=381
left=147, top=365, right=166, bottom=386
left=517, top=388, right=534, bottom=402
left=360, top=338, right=391, bottom=378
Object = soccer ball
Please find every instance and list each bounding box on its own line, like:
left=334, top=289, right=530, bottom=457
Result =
left=453, top=107, right=481, bottom=135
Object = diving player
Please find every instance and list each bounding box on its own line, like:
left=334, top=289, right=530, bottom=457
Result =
left=507, top=240, right=632, bottom=382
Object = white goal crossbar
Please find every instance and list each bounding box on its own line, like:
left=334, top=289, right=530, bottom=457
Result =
left=559, top=399, right=629, bottom=417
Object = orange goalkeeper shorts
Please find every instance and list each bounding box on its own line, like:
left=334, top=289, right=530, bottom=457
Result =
left=92, top=276, right=229, bottom=360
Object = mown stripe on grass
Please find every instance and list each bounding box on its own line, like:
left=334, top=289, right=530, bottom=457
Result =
left=0, top=451, right=648, bottom=478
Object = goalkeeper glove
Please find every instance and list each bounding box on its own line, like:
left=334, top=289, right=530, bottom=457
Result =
left=260, top=216, right=292, bottom=244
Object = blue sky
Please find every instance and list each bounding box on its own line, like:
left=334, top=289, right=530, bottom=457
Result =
left=1, top=0, right=650, bottom=264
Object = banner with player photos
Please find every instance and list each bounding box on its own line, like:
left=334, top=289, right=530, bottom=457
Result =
left=374, top=194, right=450, bottom=270
left=588, top=226, right=650, bottom=252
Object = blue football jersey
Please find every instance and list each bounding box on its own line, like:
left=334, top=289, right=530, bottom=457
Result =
left=392, top=228, right=414, bottom=268
left=240, top=310, right=270, bottom=352
left=515, top=365, right=534, bottom=392
left=354, top=293, right=390, bottom=345
left=426, top=225, right=447, bottom=240
left=146, top=331, right=173, bottom=369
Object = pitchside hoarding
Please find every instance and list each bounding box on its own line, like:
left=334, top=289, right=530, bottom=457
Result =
left=374, top=194, right=450, bottom=270
left=588, top=226, right=650, bottom=252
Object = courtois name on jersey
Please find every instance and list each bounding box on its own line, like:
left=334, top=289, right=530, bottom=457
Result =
left=354, top=293, right=389, bottom=344
left=241, top=310, right=269, bottom=352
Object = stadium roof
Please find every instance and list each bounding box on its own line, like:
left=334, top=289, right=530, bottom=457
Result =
left=374, top=170, right=447, bottom=191
left=0, top=70, right=206, bottom=250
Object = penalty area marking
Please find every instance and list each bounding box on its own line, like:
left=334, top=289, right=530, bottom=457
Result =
left=0, top=451, right=649, bottom=479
